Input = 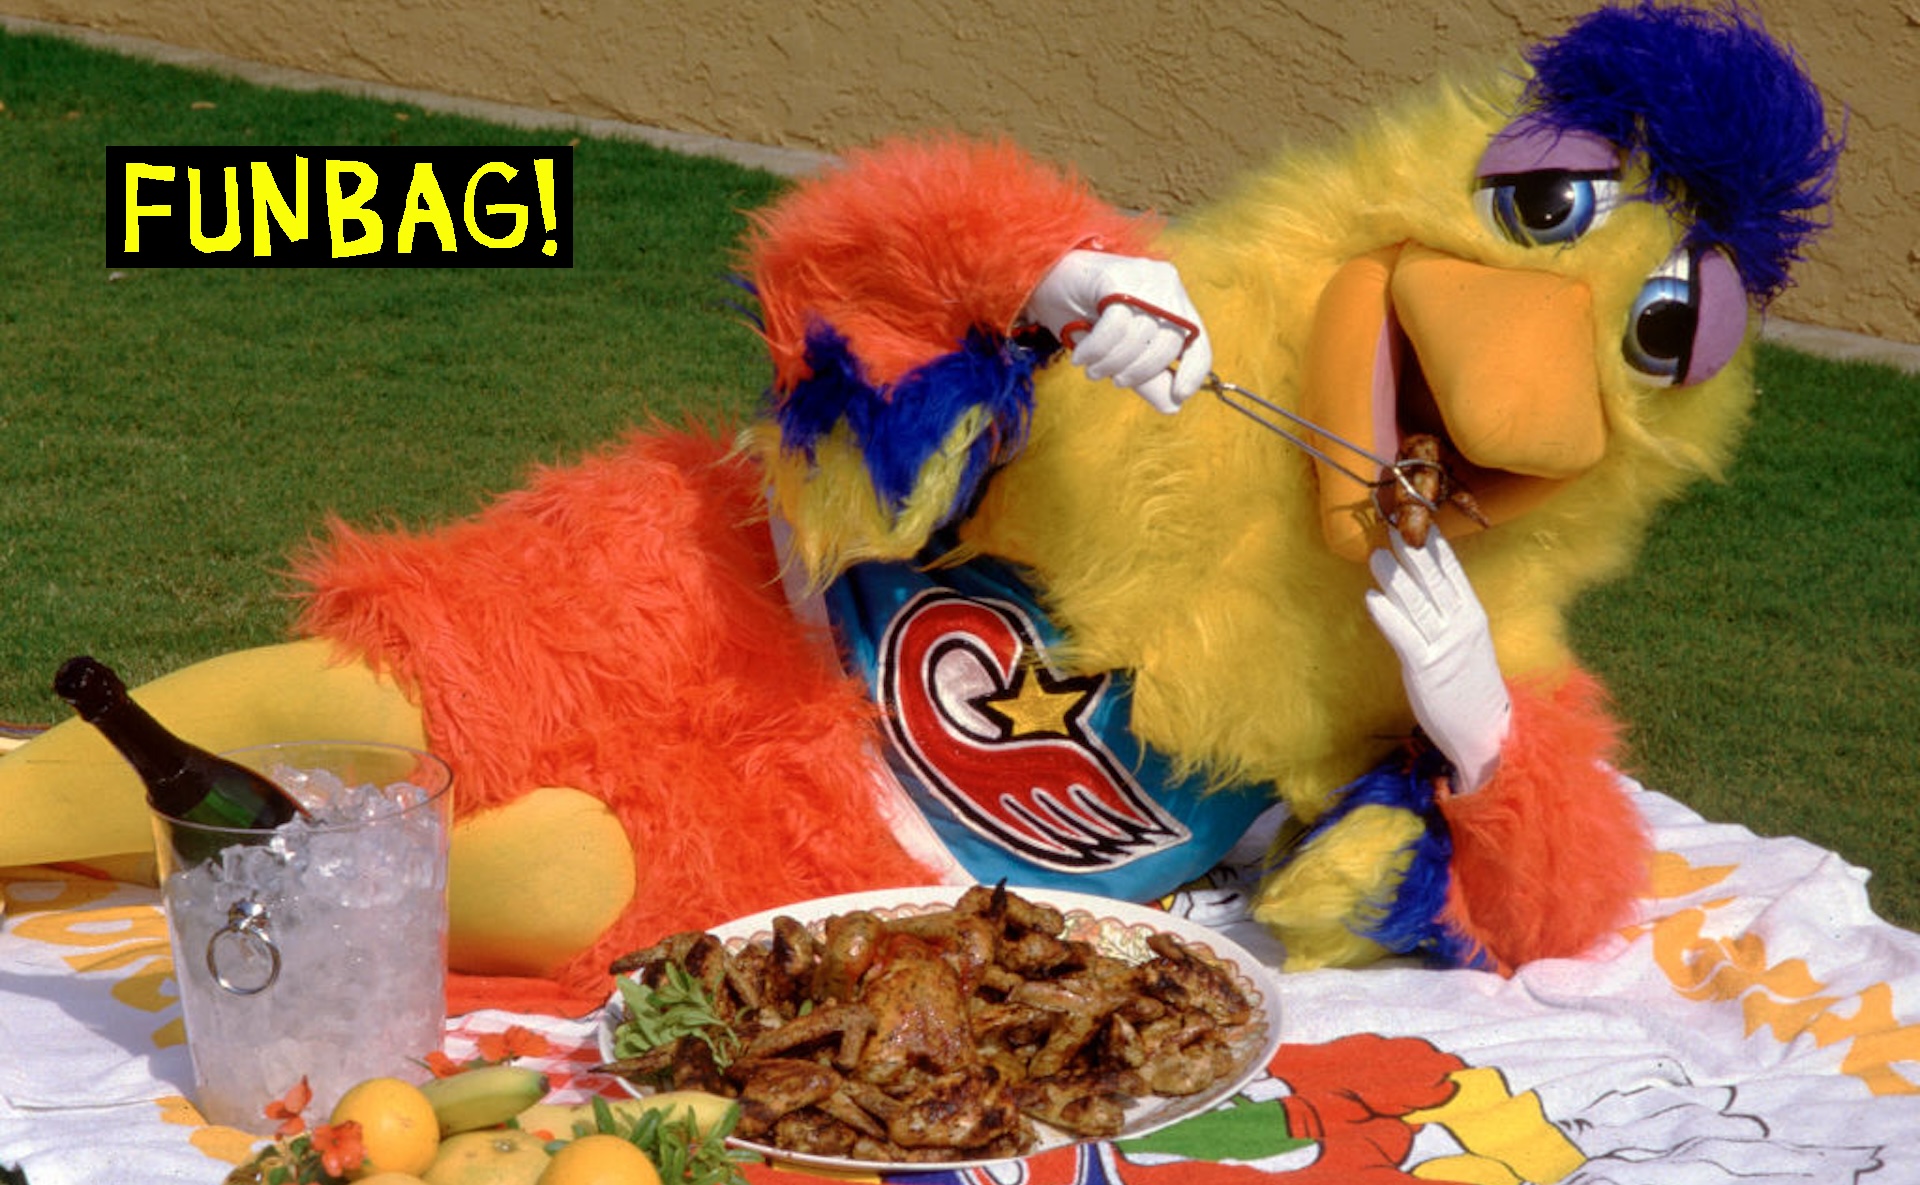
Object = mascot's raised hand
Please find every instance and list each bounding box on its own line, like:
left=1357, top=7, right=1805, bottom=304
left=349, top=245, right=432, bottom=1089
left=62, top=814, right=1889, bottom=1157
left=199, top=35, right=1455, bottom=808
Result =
left=1023, top=249, right=1214, bottom=412
left=1365, top=530, right=1512, bottom=793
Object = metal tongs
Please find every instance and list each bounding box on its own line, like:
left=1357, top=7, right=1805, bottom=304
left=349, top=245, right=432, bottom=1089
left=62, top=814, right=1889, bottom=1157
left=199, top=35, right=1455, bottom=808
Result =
left=1056, top=297, right=1439, bottom=519
left=1202, top=373, right=1440, bottom=520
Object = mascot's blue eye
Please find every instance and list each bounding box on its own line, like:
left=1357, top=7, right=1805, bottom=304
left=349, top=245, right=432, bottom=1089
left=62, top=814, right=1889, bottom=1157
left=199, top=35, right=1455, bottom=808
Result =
left=1476, top=170, right=1618, bottom=247
left=1624, top=273, right=1696, bottom=383
left=1622, top=246, right=1747, bottom=388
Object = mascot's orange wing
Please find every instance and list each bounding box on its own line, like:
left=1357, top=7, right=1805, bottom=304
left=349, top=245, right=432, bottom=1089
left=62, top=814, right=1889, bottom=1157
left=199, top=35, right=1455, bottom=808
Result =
left=294, top=427, right=943, bottom=1012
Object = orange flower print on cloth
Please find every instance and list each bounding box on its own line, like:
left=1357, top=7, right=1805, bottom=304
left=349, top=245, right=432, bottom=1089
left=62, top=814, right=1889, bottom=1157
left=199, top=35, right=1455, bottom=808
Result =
left=1629, top=850, right=1920, bottom=1097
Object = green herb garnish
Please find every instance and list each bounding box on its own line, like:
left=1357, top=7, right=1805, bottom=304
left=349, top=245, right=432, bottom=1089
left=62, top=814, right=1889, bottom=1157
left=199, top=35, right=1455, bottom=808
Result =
left=612, top=963, right=740, bottom=1070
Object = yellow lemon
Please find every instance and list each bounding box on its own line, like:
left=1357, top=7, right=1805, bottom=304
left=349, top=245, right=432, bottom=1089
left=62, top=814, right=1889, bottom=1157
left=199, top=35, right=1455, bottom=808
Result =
left=357, top=1175, right=431, bottom=1185
left=535, top=1134, right=661, bottom=1185
left=330, top=1076, right=442, bottom=1179
left=424, top=1128, right=553, bottom=1185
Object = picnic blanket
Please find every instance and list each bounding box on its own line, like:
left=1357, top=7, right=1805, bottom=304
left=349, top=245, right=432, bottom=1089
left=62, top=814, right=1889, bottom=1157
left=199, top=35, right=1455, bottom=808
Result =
left=2, top=777, right=1914, bottom=1184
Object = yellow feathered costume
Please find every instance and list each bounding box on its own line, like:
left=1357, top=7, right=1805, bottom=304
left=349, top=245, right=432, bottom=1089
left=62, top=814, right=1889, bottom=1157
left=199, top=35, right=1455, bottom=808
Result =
left=0, top=2, right=1838, bottom=1009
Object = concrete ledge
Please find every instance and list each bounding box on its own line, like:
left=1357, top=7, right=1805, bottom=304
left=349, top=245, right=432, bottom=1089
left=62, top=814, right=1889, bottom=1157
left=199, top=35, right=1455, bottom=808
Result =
left=1761, top=318, right=1920, bottom=375
left=12, top=11, right=1919, bottom=376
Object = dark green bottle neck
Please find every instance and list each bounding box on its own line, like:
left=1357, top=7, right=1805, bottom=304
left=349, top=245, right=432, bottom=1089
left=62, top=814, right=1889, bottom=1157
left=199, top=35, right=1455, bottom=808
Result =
left=82, top=696, right=202, bottom=812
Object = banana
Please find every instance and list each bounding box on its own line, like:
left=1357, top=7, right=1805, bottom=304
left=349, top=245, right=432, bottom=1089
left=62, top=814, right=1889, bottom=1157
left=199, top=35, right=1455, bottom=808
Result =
left=0, top=639, right=424, bottom=869
left=420, top=1064, right=552, bottom=1137
left=512, top=1091, right=737, bottom=1142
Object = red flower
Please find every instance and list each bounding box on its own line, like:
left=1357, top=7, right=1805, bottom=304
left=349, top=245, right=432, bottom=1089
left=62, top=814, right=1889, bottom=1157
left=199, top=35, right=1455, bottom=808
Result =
left=474, top=1025, right=552, bottom=1064
left=310, top=1119, right=365, bottom=1179
left=262, top=1076, right=313, bottom=1138
left=424, top=1050, right=466, bottom=1079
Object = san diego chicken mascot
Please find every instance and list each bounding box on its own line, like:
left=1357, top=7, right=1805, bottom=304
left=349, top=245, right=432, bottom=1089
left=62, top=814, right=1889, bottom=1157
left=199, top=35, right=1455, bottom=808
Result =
left=0, top=1, right=1839, bottom=1013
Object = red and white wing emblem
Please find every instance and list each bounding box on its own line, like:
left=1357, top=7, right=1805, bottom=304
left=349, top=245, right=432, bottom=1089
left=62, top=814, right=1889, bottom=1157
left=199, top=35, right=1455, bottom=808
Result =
left=878, top=591, right=1186, bottom=870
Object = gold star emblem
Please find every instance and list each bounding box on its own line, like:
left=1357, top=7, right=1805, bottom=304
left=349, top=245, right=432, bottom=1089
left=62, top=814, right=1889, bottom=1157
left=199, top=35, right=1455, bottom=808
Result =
left=977, top=661, right=1102, bottom=740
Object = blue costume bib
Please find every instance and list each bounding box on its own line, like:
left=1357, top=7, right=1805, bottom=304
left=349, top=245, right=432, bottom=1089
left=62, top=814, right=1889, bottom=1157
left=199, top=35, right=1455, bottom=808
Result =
left=822, top=543, right=1273, bottom=902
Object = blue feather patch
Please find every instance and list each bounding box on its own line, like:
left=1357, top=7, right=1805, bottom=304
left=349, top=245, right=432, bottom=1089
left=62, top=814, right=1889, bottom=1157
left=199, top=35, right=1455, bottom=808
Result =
left=1521, top=1, right=1842, bottom=303
left=776, top=323, right=1044, bottom=517
left=1290, top=748, right=1490, bottom=969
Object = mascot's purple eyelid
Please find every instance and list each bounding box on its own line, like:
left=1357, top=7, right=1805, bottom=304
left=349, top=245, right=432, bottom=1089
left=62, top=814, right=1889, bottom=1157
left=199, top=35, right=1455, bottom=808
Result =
left=1476, top=123, right=1621, bottom=178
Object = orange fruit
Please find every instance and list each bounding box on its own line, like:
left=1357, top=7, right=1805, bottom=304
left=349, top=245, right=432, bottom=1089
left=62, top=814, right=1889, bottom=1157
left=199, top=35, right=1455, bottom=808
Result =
left=535, top=1134, right=661, bottom=1185
left=329, top=1076, right=442, bottom=1179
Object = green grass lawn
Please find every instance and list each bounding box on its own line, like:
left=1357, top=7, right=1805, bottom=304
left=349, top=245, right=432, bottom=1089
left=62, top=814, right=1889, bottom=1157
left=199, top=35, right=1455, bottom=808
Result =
left=2, top=27, right=779, bottom=698
left=1571, top=346, right=1920, bottom=926
left=5, top=28, right=1917, bottom=927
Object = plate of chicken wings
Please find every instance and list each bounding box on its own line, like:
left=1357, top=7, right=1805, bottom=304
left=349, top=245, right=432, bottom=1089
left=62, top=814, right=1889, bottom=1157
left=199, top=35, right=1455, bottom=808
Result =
left=595, top=883, right=1283, bottom=1170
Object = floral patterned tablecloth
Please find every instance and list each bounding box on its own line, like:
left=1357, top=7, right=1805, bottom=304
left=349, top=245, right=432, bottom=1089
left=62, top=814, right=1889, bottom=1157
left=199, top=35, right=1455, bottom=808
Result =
left=4, top=779, right=1917, bottom=1184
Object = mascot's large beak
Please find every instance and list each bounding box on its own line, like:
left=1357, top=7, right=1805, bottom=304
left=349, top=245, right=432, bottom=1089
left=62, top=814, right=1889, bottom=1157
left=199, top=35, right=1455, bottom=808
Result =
left=1304, top=242, right=1606, bottom=561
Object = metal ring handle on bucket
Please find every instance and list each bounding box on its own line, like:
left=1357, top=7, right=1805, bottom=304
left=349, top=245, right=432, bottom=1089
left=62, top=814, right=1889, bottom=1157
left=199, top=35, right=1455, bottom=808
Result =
left=206, top=899, right=281, bottom=996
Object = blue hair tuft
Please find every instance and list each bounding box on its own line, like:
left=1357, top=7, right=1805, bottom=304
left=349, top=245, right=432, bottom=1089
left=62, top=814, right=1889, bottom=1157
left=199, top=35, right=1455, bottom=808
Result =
left=1520, top=1, right=1842, bottom=303
left=776, top=325, right=1040, bottom=519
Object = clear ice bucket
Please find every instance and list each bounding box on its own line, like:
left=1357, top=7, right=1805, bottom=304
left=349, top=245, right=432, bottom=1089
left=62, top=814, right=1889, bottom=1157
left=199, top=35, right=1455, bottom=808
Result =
left=151, top=740, right=453, bottom=1132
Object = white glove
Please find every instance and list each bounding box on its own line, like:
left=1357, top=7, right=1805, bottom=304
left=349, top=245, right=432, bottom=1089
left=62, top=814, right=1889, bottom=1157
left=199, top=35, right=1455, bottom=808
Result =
left=1364, top=529, right=1512, bottom=793
left=1023, top=250, right=1214, bottom=413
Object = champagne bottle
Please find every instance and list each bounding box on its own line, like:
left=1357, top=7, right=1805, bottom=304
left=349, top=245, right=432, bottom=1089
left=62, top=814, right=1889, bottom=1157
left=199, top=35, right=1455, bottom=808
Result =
left=54, top=656, right=308, bottom=847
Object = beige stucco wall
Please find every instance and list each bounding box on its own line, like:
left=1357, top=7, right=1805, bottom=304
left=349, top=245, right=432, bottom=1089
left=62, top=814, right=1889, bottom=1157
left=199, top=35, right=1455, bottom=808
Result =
left=7, top=0, right=1914, bottom=345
